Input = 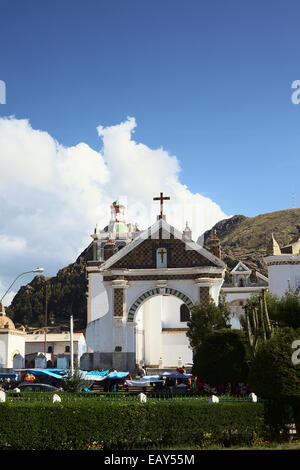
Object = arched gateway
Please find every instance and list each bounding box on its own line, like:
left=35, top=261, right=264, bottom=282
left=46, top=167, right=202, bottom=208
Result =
left=86, top=199, right=225, bottom=374
left=128, top=287, right=193, bottom=322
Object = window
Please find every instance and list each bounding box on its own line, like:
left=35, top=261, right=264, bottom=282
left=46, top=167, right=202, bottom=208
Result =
left=180, top=304, right=190, bottom=322
left=65, top=346, right=70, bottom=353
left=47, top=346, right=53, bottom=354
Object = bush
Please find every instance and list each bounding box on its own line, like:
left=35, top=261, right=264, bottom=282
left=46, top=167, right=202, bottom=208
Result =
left=248, top=327, right=300, bottom=433
left=248, top=328, right=300, bottom=401
left=62, top=364, right=85, bottom=392
left=0, top=401, right=266, bottom=450
left=192, top=329, right=249, bottom=383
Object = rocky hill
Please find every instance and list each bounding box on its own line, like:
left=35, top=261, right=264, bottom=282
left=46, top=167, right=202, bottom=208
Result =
left=6, top=208, right=300, bottom=330
left=6, top=243, right=93, bottom=331
left=204, top=208, right=300, bottom=274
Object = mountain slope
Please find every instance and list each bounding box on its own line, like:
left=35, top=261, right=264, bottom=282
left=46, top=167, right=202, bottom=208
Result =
left=204, top=208, right=300, bottom=273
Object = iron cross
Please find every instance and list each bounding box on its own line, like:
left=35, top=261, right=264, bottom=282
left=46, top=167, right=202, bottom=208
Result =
left=153, top=192, right=170, bottom=219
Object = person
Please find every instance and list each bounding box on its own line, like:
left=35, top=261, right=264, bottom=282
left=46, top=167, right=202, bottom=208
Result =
left=4, top=378, right=11, bottom=391
left=225, top=382, right=231, bottom=396
left=196, top=378, right=204, bottom=392
left=112, top=383, right=118, bottom=392
left=241, top=383, right=248, bottom=397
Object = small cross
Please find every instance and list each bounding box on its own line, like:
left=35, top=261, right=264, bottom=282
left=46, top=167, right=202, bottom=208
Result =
left=153, top=192, right=170, bottom=219
left=157, top=247, right=167, bottom=263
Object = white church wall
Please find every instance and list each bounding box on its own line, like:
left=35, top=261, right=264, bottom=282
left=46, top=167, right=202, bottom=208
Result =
left=225, top=292, right=253, bottom=303
left=89, top=274, right=110, bottom=322
left=143, top=298, right=162, bottom=366
left=86, top=311, right=114, bottom=353
left=0, top=336, right=7, bottom=368
left=7, top=334, right=25, bottom=368
left=268, top=263, right=300, bottom=298
left=210, top=278, right=225, bottom=304
left=0, top=333, right=25, bottom=369
left=135, top=329, right=144, bottom=365
left=161, top=333, right=192, bottom=368
left=135, top=303, right=145, bottom=364
left=161, top=296, right=185, bottom=329
left=167, top=280, right=199, bottom=305
left=125, top=281, right=161, bottom=313
left=86, top=268, right=224, bottom=368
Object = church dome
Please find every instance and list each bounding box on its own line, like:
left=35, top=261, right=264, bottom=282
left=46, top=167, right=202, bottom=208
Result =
left=0, top=303, right=15, bottom=330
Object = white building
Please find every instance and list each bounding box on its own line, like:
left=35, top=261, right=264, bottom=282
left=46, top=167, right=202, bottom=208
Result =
left=86, top=198, right=226, bottom=373
left=25, top=332, right=87, bottom=367
left=264, top=233, right=300, bottom=297
left=0, top=303, right=26, bottom=369
left=222, top=261, right=268, bottom=328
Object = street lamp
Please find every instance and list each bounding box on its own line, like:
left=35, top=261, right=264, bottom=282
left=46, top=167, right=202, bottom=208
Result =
left=0, top=267, right=44, bottom=304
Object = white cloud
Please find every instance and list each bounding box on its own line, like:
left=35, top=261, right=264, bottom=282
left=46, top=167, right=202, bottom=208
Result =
left=97, top=116, right=228, bottom=236
left=0, top=116, right=228, bottom=303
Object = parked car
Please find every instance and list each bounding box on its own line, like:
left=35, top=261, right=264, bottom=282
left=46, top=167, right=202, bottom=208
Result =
left=17, top=383, right=61, bottom=392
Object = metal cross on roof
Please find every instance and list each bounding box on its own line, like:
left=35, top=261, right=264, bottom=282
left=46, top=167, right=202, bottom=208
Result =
left=153, top=192, right=170, bottom=219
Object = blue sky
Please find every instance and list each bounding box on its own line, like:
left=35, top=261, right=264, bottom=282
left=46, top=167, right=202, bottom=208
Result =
left=1, top=1, right=300, bottom=300
left=1, top=0, right=300, bottom=216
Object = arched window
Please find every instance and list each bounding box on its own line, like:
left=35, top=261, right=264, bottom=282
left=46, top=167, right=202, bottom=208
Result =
left=180, top=304, right=190, bottom=322
left=47, top=346, right=53, bottom=354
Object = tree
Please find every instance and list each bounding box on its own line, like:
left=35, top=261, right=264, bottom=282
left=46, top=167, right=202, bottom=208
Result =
left=248, top=327, right=300, bottom=433
left=269, top=290, right=300, bottom=329
left=63, top=363, right=86, bottom=392
left=192, top=329, right=249, bottom=385
left=186, top=292, right=231, bottom=349
left=243, top=289, right=300, bottom=358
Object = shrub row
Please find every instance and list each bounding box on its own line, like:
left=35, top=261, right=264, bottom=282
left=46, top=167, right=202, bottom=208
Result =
left=0, top=401, right=269, bottom=450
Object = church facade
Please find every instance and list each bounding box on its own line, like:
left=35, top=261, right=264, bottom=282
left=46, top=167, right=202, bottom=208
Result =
left=85, top=197, right=226, bottom=373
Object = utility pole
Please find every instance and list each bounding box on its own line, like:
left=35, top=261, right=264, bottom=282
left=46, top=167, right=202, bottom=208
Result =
left=44, top=283, right=48, bottom=356
left=70, top=315, right=74, bottom=375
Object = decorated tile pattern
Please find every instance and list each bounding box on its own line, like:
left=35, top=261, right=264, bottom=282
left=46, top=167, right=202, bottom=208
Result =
left=200, top=286, right=210, bottom=307
left=114, top=288, right=124, bottom=317
left=109, top=235, right=216, bottom=270
left=103, top=273, right=222, bottom=282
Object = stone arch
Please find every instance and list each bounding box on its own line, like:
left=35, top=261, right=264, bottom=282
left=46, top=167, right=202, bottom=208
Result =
left=127, top=287, right=194, bottom=322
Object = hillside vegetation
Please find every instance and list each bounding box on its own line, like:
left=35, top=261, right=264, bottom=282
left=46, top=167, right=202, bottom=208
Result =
left=204, top=208, right=300, bottom=273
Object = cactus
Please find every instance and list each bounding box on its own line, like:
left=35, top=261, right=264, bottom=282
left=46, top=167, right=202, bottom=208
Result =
left=244, top=289, right=273, bottom=358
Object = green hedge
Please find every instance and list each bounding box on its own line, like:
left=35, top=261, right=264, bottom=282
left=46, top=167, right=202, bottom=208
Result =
left=0, top=401, right=267, bottom=450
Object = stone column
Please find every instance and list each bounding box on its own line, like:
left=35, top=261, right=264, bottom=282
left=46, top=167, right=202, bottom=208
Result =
left=111, top=279, right=130, bottom=369
left=199, top=286, right=210, bottom=307
left=112, top=279, right=128, bottom=318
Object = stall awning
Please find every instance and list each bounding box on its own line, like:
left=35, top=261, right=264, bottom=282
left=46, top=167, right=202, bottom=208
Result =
left=159, top=372, right=192, bottom=379
left=83, top=370, right=129, bottom=381
left=27, top=369, right=67, bottom=380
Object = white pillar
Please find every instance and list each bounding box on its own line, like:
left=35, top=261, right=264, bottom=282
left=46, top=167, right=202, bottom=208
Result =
left=70, top=315, right=74, bottom=375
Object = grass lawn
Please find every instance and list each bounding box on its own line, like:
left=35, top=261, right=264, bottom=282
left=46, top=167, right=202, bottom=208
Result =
left=161, top=441, right=300, bottom=450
